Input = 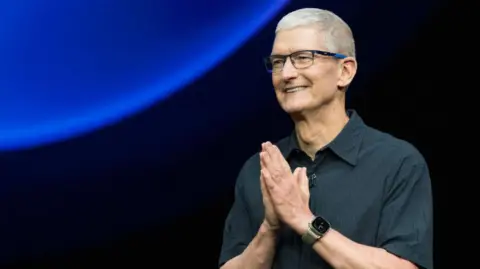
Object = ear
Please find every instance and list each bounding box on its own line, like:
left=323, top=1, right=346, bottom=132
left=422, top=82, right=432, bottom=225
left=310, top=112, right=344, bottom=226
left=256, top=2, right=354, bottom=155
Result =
left=337, top=57, right=357, bottom=89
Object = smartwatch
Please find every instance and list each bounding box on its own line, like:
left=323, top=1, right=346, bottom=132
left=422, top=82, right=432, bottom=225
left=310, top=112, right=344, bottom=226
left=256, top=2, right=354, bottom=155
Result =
left=301, top=215, right=331, bottom=245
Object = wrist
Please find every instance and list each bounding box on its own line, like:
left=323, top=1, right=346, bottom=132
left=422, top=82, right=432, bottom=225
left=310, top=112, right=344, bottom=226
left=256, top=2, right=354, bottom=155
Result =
left=260, top=220, right=281, bottom=235
left=291, top=212, right=315, bottom=235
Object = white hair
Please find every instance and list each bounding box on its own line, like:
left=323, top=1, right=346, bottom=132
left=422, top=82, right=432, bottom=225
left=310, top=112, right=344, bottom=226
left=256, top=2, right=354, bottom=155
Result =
left=275, top=8, right=356, bottom=58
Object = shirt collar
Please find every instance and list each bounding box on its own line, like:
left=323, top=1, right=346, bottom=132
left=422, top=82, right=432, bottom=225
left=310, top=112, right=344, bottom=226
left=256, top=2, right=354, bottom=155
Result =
left=279, top=109, right=365, bottom=166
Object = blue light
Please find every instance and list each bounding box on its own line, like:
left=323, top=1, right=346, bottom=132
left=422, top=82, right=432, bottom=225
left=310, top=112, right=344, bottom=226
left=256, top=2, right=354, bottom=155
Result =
left=0, top=0, right=288, bottom=151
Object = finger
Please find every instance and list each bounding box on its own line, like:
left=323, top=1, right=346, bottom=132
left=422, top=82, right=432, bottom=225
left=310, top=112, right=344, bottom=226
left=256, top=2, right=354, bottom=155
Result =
left=260, top=151, right=269, bottom=170
left=260, top=169, right=268, bottom=195
left=260, top=152, right=264, bottom=168
left=296, top=167, right=307, bottom=190
left=262, top=153, right=282, bottom=184
left=264, top=142, right=278, bottom=160
left=265, top=142, right=290, bottom=170
left=300, top=167, right=310, bottom=195
left=293, top=167, right=300, bottom=179
left=295, top=167, right=303, bottom=185
left=261, top=167, right=276, bottom=191
left=260, top=150, right=274, bottom=173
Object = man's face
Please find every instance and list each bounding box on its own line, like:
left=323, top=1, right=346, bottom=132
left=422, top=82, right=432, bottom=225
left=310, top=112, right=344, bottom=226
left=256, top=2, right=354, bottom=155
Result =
left=270, top=26, right=345, bottom=114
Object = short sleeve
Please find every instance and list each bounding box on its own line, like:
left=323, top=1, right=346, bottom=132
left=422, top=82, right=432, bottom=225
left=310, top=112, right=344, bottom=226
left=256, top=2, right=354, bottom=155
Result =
left=377, top=150, right=434, bottom=269
left=218, top=161, right=255, bottom=267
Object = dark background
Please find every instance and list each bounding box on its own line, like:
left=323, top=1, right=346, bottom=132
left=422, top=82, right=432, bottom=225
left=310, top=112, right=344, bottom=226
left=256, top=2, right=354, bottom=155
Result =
left=1, top=0, right=464, bottom=267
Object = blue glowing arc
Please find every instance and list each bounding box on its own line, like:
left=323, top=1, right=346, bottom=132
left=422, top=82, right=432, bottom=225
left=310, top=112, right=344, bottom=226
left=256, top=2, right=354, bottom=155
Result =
left=0, top=0, right=288, bottom=151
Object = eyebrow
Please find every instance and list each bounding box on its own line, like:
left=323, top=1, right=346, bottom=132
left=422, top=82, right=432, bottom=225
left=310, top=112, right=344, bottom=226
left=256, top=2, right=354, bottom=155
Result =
left=270, top=49, right=315, bottom=56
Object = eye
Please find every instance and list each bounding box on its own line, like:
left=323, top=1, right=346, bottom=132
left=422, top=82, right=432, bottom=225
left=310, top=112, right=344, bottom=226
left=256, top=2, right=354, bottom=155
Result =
left=293, top=53, right=313, bottom=61
left=271, top=59, right=284, bottom=65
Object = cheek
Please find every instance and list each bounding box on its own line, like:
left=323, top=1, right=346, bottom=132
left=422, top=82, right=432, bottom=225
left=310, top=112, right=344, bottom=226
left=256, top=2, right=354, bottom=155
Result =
left=272, top=76, right=282, bottom=88
left=309, top=69, right=337, bottom=89
left=272, top=78, right=286, bottom=96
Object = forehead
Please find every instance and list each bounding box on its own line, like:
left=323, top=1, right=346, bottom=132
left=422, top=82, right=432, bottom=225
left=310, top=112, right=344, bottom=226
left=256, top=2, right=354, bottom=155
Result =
left=271, top=26, right=326, bottom=55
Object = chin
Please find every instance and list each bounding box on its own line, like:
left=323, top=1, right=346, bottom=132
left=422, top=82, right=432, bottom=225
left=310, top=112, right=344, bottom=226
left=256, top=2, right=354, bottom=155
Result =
left=277, top=93, right=313, bottom=114
left=281, top=104, right=309, bottom=114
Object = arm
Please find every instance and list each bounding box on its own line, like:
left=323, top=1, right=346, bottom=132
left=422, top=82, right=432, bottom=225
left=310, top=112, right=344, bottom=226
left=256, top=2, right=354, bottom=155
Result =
left=219, top=156, right=279, bottom=269
left=291, top=152, right=434, bottom=269
left=221, top=221, right=278, bottom=269
left=291, top=223, right=419, bottom=269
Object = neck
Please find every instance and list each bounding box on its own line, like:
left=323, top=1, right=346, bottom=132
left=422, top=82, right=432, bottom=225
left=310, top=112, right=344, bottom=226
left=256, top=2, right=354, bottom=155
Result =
left=291, top=101, right=349, bottom=159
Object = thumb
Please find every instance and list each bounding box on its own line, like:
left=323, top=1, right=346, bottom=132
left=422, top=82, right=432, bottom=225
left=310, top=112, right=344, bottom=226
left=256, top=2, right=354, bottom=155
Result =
left=298, top=167, right=309, bottom=194
left=293, top=167, right=301, bottom=180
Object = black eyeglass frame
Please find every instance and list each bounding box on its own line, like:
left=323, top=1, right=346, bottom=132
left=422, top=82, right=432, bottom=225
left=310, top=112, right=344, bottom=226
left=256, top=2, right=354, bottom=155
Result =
left=263, top=49, right=347, bottom=73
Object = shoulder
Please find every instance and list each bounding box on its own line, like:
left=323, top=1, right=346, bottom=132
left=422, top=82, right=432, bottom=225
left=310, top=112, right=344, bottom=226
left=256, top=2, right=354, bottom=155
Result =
left=238, top=152, right=260, bottom=178
left=361, top=125, right=431, bottom=192
left=361, top=125, right=427, bottom=167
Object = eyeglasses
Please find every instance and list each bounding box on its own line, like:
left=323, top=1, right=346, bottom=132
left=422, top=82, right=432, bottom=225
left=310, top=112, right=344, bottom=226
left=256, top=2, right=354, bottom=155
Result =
left=263, top=50, right=347, bottom=73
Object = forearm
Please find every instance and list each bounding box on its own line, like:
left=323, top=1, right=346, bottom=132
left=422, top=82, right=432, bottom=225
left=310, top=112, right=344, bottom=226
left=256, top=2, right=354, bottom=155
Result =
left=221, top=222, right=278, bottom=269
left=311, top=229, right=417, bottom=269
left=292, top=215, right=417, bottom=269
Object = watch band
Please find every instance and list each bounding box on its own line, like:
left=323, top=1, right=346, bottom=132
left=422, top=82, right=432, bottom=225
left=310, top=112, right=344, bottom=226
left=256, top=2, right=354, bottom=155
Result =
left=301, top=216, right=330, bottom=245
left=301, top=222, right=322, bottom=245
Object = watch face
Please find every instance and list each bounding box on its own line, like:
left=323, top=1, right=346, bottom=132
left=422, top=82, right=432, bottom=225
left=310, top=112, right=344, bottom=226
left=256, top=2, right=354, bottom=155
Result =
left=312, top=216, right=330, bottom=234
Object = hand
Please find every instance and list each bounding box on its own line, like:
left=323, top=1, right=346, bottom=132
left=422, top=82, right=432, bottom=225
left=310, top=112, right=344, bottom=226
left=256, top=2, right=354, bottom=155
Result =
left=260, top=143, right=281, bottom=230
left=260, top=142, right=312, bottom=233
left=296, top=167, right=310, bottom=206
left=260, top=168, right=280, bottom=230
left=260, top=165, right=308, bottom=230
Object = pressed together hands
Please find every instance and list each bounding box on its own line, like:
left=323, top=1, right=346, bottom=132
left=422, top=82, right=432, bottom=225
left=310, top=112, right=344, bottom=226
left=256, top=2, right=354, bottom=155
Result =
left=259, top=142, right=314, bottom=235
left=224, top=142, right=421, bottom=269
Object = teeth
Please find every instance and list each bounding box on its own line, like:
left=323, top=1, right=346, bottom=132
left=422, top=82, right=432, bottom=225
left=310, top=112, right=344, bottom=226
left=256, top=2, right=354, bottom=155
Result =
left=285, top=86, right=305, bottom=93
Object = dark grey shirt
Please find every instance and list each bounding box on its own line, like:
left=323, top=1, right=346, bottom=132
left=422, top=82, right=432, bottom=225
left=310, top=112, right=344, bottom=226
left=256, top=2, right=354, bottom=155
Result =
left=219, top=110, right=433, bottom=269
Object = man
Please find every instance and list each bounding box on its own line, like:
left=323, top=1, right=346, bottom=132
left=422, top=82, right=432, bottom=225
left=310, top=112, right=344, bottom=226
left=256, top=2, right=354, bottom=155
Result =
left=219, top=7, right=433, bottom=269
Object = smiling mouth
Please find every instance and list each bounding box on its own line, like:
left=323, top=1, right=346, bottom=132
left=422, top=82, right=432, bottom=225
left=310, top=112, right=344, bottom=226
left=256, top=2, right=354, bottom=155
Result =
left=284, top=86, right=307, bottom=93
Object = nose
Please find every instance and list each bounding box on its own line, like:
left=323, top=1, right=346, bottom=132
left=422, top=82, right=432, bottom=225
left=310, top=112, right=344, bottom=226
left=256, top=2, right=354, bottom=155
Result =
left=281, top=57, right=298, bottom=81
